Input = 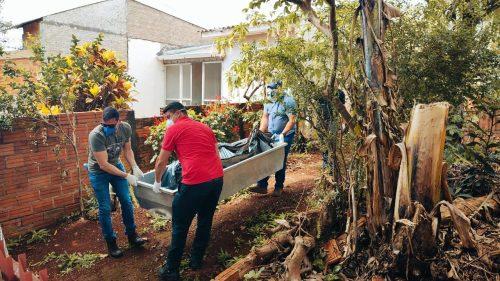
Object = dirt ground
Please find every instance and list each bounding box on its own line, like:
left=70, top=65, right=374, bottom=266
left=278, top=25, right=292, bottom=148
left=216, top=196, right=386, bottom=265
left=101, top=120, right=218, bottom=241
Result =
left=12, top=153, right=321, bottom=281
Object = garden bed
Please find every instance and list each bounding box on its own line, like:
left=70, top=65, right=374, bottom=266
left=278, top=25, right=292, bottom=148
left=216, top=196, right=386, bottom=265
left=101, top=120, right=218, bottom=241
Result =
left=7, top=153, right=321, bottom=281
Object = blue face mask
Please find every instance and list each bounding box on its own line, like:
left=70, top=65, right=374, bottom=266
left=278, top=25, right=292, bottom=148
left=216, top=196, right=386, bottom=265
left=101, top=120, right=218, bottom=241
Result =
left=166, top=119, right=174, bottom=127
left=268, top=89, right=277, bottom=100
left=102, top=124, right=116, bottom=136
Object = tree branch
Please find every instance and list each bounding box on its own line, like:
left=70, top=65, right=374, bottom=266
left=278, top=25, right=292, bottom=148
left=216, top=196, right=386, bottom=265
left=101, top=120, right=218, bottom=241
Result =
left=244, top=83, right=264, bottom=101
left=285, top=0, right=333, bottom=39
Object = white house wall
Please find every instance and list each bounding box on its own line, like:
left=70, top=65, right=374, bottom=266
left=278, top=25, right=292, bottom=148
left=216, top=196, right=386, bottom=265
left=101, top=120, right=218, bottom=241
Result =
left=218, top=33, right=270, bottom=103
left=128, top=38, right=166, bottom=118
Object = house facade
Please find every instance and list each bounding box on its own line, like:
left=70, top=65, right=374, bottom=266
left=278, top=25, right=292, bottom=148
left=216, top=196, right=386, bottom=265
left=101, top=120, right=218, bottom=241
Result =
left=149, top=25, right=269, bottom=110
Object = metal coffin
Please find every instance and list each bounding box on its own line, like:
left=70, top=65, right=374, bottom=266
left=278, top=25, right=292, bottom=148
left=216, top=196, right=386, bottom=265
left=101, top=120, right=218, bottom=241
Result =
left=135, top=142, right=286, bottom=217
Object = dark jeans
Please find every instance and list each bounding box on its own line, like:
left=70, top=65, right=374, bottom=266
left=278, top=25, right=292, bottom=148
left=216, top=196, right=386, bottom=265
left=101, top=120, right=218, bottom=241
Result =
left=257, top=133, right=294, bottom=191
left=166, top=177, right=223, bottom=271
left=88, top=163, right=136, bottom=241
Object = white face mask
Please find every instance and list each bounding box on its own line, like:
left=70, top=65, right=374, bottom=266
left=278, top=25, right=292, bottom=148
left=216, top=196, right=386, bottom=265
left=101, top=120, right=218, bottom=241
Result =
left=166, top=119, right=174, bottom=127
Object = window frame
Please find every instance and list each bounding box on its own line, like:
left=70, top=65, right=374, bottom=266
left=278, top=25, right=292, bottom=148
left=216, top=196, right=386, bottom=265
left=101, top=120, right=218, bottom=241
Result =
left=165, top=63, right=192, bottom=105
left=201, top=61, right=223, bottom=104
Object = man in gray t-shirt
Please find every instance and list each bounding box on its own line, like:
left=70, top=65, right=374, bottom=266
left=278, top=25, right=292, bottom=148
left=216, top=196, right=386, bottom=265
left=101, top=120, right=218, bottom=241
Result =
left=87, top=107, right=146, bottom=258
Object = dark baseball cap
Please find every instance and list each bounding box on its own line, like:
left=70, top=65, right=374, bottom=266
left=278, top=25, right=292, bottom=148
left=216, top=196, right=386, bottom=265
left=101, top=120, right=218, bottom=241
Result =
left=102, top=106, right=120, bottom=121
left=267, top=81, right=282, bottom=89
left=162, top=101, right=186, bottom=114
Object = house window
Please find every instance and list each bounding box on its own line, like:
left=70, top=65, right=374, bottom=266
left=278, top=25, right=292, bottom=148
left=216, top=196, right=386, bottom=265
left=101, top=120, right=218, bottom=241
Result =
left=166, top=64, right=192, bottom=105
left=202, top=62, right=222, bottom=103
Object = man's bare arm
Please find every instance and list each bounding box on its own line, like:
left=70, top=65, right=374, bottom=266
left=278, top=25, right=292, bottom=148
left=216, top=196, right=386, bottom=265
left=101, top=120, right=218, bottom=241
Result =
left=282, top=114, right=296, bottom=136
left=154, top=149, right=172, bottom=183
left=259, top=111, right=269, bottom=132
left=123, top=141, right=138, bottom=167
left=93, top=151, right=128, bottom=177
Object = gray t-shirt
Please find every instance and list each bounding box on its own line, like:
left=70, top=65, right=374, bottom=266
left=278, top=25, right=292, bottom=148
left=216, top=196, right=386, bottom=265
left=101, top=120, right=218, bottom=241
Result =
left=87, top=122, right=132, bottom=174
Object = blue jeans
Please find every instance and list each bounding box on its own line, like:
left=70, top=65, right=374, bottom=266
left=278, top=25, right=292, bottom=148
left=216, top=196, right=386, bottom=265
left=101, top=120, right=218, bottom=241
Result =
left=257, top=133, right=294, bottom=191
left=88, top=163, right=136, bottom=241
left=166, top=177, right=223, bottom=271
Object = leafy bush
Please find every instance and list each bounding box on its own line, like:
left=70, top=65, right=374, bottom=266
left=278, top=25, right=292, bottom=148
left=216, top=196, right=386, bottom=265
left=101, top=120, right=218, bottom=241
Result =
left=27, top=229, right=51, bottom=244
left=388, top=0, right=498, bottom=112
left=0, top=34, right=135, bottom=130
left=145, top=104, right=249, bottom=162
left=200, top=103, right=242, bottom=143
left=149, top=213, right=169, bottom=231
left=144, top=118, right=169, bottom=163
left=446, top=101, right=499, bottom=197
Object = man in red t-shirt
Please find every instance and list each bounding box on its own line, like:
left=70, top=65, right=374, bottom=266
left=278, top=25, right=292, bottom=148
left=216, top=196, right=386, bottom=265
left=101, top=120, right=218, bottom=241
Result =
left=153, top=102, right=223, bottom=281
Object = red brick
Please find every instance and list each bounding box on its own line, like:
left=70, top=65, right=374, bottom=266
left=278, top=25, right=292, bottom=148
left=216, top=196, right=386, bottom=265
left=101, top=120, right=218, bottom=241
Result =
left=28, top=175, right=52, bottom=186
left=0, top=143, right=14, bottom=156
left=64, top=203, right=81, bottom=215
left=9, top=206, right=32, bottom=218
left=25, top=151, right=48, bottom=162
left=6, top=155, right=24, bottom=168
left=0, top=209, right=9, bottom=221
left=38, top=186, right=61, bottom=199
left=0, top=197, right=18, bottom=209
left=32, top=198, right=55, bottom=213
left=15, top=190, right=39, bottom=204
left=21, top=213, right=44, bottom=227
left=53, top=193, right=75, bottom=207
left=2, top=131, right=28, bottom=143
left=1, top=219, right=22, bottom=235
left=0, top=158, right=5, bottom=171
left=43, top=208, right=64, bottom=221
left=61, top=182, right=79, bottom=192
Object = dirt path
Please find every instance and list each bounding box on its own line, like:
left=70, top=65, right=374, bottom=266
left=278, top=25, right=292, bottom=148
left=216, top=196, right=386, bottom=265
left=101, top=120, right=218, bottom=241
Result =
left=18, top=153, right=321, bottom=281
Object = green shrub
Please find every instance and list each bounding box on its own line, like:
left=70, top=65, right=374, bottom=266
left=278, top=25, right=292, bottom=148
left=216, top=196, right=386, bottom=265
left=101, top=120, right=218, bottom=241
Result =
left=27, top=229, right=51, bottom=244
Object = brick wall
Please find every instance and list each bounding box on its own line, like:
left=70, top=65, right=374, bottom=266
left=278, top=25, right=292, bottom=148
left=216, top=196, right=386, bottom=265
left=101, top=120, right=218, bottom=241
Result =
left=135, top=117, right=157, bottom=171
left=0, top=50, right=39, bottom=89
left=0, top=104, right=262, bottom=238
left=0, top=110, right=132, bottom=238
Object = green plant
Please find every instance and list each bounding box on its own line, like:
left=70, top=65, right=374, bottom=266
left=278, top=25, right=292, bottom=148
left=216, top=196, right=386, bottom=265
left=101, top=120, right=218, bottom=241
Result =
left=144, top=118, right=168, bottom=163
left=325, top=265, right=342, bottom=281
left=27, top=229, right=51, bottom=244
left=6, top=236, right=22, bottom=251
left=388, top=0, right=498, bottom=113
left=446, top=101, right=499, bottom=197
left=244, top=267, right=265, bottom=280
left=33, top=251, right=106, bottom=274
left=150, top=214, right=169, bottom=231
left=201, top=103, right=242, bottom=143
left=244, top=211, right=289, bottom=247
left=217, top=249, right=233, bottom=267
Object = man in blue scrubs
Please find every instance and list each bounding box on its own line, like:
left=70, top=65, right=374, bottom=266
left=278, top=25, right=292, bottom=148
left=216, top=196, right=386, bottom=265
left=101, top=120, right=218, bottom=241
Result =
left=250, top=81, right=297, bottom=196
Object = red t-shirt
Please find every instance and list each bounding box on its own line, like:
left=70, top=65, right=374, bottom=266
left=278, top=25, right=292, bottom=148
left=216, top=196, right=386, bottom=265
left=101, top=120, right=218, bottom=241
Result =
left=161, top=116, right=223, bottom=185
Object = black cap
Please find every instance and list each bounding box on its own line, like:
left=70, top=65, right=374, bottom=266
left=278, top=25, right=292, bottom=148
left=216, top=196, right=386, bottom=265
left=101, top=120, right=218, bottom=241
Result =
left=162, top=101, right=186, bottom=114
left=102, top=106, right=120, bottom=121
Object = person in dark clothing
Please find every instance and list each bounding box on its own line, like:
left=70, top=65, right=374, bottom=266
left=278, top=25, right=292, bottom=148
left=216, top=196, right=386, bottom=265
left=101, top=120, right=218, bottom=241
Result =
left=154, top=102, right=224, bottom=281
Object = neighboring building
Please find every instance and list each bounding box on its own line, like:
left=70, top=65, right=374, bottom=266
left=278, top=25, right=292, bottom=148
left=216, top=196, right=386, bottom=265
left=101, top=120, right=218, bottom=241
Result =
left=6, top=0, right=205, bottom=117
left=155, top=25, right=270, bottom=108
left=5, top=0, right=269, bottom=118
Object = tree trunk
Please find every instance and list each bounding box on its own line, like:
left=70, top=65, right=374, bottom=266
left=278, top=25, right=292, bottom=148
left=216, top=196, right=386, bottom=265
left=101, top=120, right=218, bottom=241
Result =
left=405, top=103, right=450, bottom=211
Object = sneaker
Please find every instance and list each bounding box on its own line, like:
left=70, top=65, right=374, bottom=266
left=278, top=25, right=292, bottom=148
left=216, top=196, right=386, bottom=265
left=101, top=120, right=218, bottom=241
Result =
left=248, top=185, right=268, bottom=194
left=158, top=266, right=180, bottom=281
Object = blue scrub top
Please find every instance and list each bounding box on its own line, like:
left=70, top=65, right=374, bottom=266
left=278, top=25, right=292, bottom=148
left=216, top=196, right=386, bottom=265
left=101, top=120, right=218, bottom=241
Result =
left=264, top=94, right=297, bottom=136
